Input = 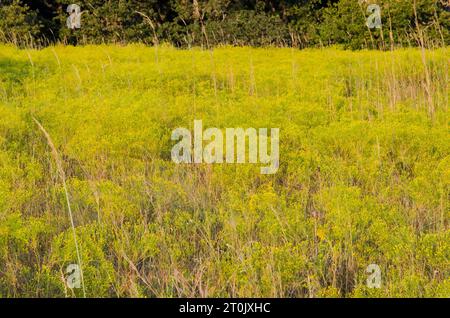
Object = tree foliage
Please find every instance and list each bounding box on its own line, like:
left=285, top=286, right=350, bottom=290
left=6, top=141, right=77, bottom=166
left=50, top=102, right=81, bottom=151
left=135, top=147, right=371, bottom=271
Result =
left=0, top=0, right=448, bottom=48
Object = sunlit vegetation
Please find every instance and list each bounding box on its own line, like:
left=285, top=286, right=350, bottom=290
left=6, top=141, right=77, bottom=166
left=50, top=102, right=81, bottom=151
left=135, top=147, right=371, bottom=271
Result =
left=0, top=44, right=448, bottom=297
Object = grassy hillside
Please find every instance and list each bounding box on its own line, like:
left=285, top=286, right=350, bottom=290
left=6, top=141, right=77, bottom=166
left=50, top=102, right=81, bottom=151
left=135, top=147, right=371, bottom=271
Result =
left=0, top=45, right=448, bottom=297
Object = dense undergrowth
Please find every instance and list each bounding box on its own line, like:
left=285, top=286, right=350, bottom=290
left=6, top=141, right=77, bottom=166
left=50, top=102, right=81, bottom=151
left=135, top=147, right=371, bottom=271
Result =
left=0, top=45, right=448, bottom=297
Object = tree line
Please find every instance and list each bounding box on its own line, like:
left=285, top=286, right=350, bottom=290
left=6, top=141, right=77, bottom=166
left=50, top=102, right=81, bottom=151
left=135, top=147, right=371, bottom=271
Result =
left=0, top=0, right=449, bottom=49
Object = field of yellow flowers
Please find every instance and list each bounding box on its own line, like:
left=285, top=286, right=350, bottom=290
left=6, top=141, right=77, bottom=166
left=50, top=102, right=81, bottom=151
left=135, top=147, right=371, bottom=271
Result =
left=0, top=44, right=448, bottom=297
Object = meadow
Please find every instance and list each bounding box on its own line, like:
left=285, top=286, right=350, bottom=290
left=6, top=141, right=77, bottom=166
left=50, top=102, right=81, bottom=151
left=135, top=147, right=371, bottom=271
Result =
left=0, top=44, right=448, bottom=297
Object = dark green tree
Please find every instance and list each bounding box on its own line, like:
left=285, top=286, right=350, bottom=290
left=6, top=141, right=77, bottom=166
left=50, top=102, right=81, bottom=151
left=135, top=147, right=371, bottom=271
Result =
left=0, top=0, right=42, bottom=46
